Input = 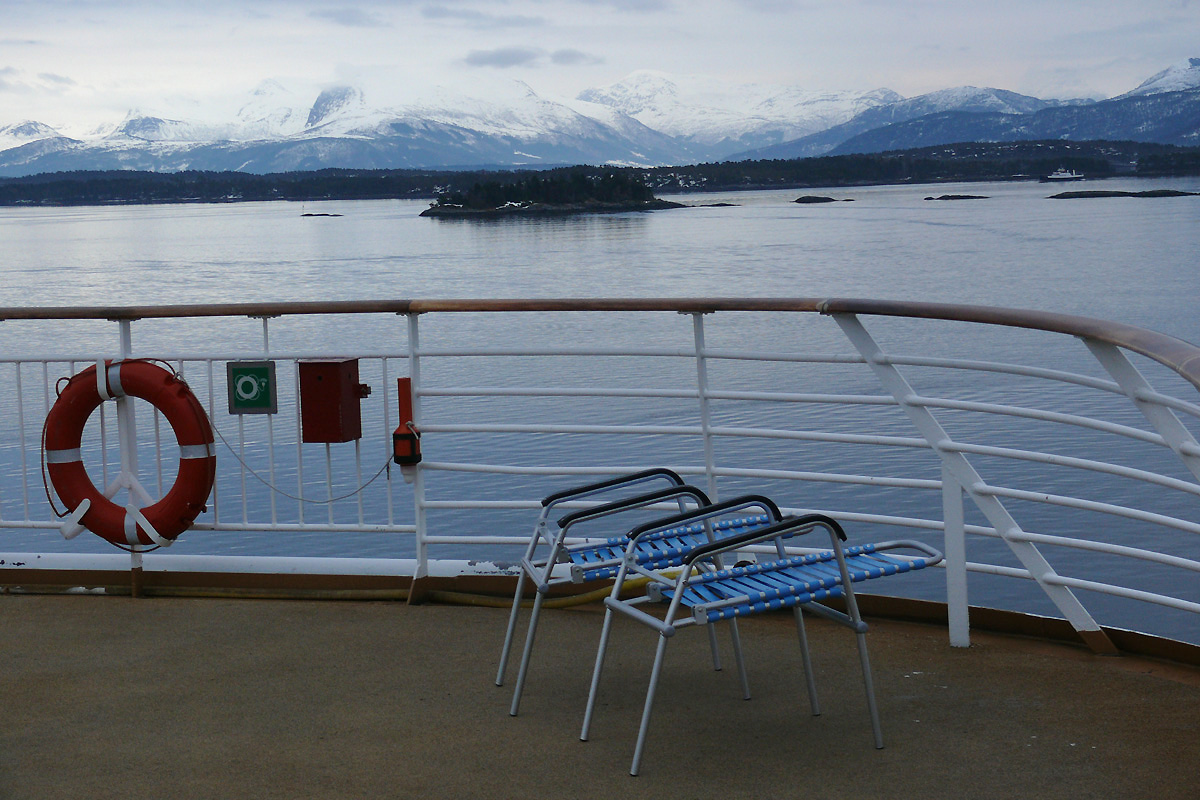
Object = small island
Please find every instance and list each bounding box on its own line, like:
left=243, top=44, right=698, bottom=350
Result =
left=420, top=169, right=683, bottom=217
left=1048, top=189, right=1200, bottom=199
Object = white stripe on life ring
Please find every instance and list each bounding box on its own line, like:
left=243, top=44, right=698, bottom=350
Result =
left=179, top=443, right=215, bottom=460
left=44, top=447, right=83, bottom=464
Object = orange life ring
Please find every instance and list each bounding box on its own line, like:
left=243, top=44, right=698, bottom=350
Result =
left=43, top=360, right=216, bottom=547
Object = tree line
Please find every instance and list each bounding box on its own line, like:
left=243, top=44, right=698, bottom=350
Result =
left=432, top=169, right=655, bottom=208
left=2, top=140, right=1197, bottom=207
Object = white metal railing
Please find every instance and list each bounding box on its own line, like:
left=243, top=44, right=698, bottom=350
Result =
left=2, top=298, right=1199, bottom=649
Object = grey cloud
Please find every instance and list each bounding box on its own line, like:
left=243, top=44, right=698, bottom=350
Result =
left=421, top=6, right=543, bottom=27
left=462, top=45, right=603, bottom=70
left=551, top=49, right=603, bottom=66
left=38, top=72, right=76, bottom=86
left=0, top=67, right=24, bottom=93
left=309, top=8, right=390, bottom=27
left=0, top=67, right=78, bottom=96
left=463, top=46, right=543, bottom=68
left=731, top=0, right=808, bottom=11
left=579, top=0, right=671, bottom=10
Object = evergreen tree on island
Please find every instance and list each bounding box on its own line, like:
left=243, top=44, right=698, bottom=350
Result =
left=421, top=168, right=681, bottom=216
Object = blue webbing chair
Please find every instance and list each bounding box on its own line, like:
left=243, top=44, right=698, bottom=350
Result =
left=586, top=511, right=944, bottom=775
left=497, top=469, right=779, bottom=717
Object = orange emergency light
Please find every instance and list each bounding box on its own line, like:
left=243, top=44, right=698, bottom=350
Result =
left=392, top=378, right=421, bottom=481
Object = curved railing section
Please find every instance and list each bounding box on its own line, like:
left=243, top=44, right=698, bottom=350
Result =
left=1, top=298, right=1198, bottom=650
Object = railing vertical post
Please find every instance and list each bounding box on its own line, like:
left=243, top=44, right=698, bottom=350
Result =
left=204, top=359, right=220, bottom=527
left=324, top=443, right=335, bottom=525
left=382, top=358, right=395, bottom=526
left=690, top=312, right=719, bottom=502
left=238, top=415, right=248, bottom=522
left=294, top=359, right=305, bottom=526
left=115, top=320, right=137, bottom=484
left=942, top=465, right=970, bottom=647
left=152, top=381, right=163, bottom=496
left=408, top=313, right=428, bottom=579
left=14, top=363, right=29, bottom=520
left=260, top=316, right=279, bottom=524
left=40, top=363, right=53, bottom=504
left=115, top=319, right=145, bottom=591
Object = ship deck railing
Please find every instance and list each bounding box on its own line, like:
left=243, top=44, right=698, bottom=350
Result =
left=0, top=298, right=1198, bottom=654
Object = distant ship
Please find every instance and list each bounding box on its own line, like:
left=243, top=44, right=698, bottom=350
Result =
left=1040, top=168, right=1085, bottom=182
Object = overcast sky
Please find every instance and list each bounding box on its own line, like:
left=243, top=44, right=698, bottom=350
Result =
left=3, top=0, right=1198, bottom=134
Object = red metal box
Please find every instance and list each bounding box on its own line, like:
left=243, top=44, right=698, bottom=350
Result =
left=299, top=359, right=367, bottom=443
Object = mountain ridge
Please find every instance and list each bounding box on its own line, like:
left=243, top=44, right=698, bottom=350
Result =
left=2, top=60, right=1198, bottom=176
left=825, top=87, right=1200, bottom=156
left=577, top=69, right=902, bottom=154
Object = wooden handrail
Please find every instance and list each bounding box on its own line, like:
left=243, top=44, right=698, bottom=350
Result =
left=2, top=297, right=1198, bottom=392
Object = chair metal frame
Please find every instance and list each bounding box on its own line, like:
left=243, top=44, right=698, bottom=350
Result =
left=585, top=511, right=944, bottom=775
left=497, top=470, right=778, bottom=717
left=576, top=495, right=789, bottom=735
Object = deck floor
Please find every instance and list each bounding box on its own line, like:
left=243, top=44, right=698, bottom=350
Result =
left=2, top=593, right=1198, bottom=799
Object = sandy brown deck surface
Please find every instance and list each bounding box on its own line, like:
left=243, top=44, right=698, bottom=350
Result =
left=2, top=594, right=1197, bottom=800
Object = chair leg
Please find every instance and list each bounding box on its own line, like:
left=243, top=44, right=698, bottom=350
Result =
left=727, top=619, right=751, bottom=700
left=509, top=588, right=548, bottom=716
left=495, top=570, right=529, bottom=686
left=792, top=606, right=821, bottom=716
left=855, top=630, right=884, bottom=749
left=630, top=633, right=671, bottom=777
left=580, top=606, right=616, bottom=741
left=706, top=624, right=723, bottom=671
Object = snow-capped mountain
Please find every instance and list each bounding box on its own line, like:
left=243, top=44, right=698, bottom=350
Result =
left=578, top=70, right=901, bottom=156
left=820, top=87, right=1200, bottom=154
left=0, top=121, right=80, bottom=172
left=0, top=120, right=67, bottom=150
left=1119, top=58, right=1200, bottom=98
left=305, top=86, right=374, bottom=132
left=377, top=81, right=700, bottom=164
left=738, top=86, right=1091, bottom=160
left=103, top=110, right=238, bottom=143
left=235, top=80, right=311, bottom=139
left=0, top=61, right=1197, bottom=177
left=0, top=79, right=698, bottom=175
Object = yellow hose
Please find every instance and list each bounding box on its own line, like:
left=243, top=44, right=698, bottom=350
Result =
left=426, top=577, right=645, bottom=609
left=139, top=586, right=411, bottom=601
left=425, top=570, right=685, bottom=609
left=10, top=570, right=681, bottom=606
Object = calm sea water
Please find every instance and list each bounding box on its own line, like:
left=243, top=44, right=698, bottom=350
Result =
left=2, top=178, right=1199, bottom=640
left=1, top=178, right=1198, bottom=325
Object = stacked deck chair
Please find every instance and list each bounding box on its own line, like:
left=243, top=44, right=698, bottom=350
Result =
left=582, top=507, right=944, bottom=775
left=497, top=469, right=780, bottom=716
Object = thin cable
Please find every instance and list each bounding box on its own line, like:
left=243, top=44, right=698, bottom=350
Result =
left=210, top=422, right=393, bottom=505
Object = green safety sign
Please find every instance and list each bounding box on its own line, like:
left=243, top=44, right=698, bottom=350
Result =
left=227, top=361, right=278, bottom=415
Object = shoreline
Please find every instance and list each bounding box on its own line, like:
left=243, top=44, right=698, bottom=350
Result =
left=418, top=198, right=686, bottom=217
left=1048, top=188, right=1200, bottom=199
left=3, top=171, right=1199, bottom=210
